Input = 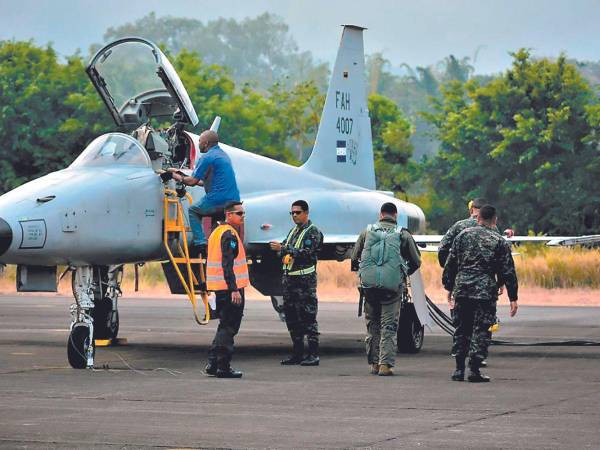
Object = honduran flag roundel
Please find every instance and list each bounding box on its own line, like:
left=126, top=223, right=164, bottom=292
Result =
left=336, top=140, right=347, bottom=163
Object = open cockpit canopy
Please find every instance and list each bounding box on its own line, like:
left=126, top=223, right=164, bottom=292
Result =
left=86, top=38, right=198, bottom=128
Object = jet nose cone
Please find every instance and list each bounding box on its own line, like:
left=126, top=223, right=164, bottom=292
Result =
left=0, top=218, right=12, bottom=256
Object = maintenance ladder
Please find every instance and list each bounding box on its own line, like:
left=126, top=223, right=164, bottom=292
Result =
left=163, top=189, right=210, bottom=325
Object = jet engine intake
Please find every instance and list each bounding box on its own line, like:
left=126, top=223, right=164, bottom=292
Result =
left=0, top=218, right=12, bottom=256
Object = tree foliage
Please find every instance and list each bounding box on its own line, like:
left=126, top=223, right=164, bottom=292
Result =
left=424, top=50, right=600, bottom=234
left=368, top=94, right=415, bottom=192
left=0, top=41, right=111, bottom=192
left=367, top=52, right=476, bottom=161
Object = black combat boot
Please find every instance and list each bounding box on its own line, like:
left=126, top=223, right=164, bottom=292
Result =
left=451, top=356, right=465, bottom=381
left=215, top=353, right=242, bottom=378
left=467, top=357, right=490, bottom=382
left=281, top=338, right=304, bottom=365
left=467, top=370, right=490, bottom=382
left=204, top=361, right=217, bottom=376
left=300, top=341, right=319, bottom=366
left=216, top=367, right=243, bottom=378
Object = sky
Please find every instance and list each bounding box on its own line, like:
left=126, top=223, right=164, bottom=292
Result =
left=1, top=0, right=600, bottom=74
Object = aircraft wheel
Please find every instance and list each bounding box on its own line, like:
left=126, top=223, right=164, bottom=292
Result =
left=67, top=323, right=95, bottom=369
left=397, top=302, right=424, bottom=353
left=92, top=297, right=119, bottom=340
left=270, top=296, right=286, bottom=322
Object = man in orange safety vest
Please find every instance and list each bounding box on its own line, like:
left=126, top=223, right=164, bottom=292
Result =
left=204, top=200, right=249, bottom=378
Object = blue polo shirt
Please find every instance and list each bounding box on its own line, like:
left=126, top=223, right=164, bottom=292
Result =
left=192, top=144, right=240, bottom=204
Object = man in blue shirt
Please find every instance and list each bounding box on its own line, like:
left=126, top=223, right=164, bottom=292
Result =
left=169, top=130, right=240, bottom=254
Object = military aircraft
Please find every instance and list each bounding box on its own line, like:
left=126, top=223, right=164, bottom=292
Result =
left=2, top=26, right=593, bottom=369
left=0, top=26, right=432, bottom=368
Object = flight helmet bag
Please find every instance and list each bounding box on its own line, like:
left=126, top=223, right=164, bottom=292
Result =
left=359, top=224, right=408, bottom=293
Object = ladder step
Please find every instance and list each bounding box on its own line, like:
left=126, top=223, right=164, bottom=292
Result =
left=165, top=226, right=187, bottom=232
left=171, top=258, right=206, bottom=264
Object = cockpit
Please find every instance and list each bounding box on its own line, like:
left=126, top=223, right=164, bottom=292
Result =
left=70, top=133, right=151, bottom=168
left=86, top=38, right=200, bottom=172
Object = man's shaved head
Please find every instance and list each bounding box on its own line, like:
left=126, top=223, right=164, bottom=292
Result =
left=200, top=130, right=219, bottom=145
left=198, top=130, right=219, bottom=152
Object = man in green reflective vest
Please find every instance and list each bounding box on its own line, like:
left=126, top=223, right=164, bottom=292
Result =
left=270, top=200, right=323, bottom=366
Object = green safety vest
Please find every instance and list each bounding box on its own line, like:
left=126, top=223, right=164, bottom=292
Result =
left=358, top=223, right=408, bottom=292
left=282, top=224, right=316, bottom=276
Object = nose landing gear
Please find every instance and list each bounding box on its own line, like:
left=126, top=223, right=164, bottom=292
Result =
left=68, top=265, right=123, bottom=368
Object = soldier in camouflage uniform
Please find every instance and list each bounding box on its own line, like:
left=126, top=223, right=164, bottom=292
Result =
left=270, top=200, right=323, bottom=366
left=351, top=202, right=421, bottom=376
left=438, top=198, right=497, bottom=268
left=442, top=205, right=519, bottom=382
left=439, top=197, right=502, bottom=364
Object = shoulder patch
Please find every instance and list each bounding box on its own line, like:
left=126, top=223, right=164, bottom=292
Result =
left=230, top=240, right=237, bottom=249
left=304, top=239, right=312, bottom=246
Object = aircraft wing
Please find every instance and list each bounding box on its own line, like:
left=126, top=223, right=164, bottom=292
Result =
left=411, top=235, right=443, bottom=252
left=546, top=235, right=600, bottom=246
left=413, top=234, right=600, bottom=248
left=250, top=233, right=600, bottom=251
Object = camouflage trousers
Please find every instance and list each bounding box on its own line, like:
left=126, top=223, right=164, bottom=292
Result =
left=453, top=297, right=496, bottom=369
left=282, top=273, right=319, bottom=347
left=364, top=289, right=401, bottom=367
left=208, top=289, right=245, bottom=370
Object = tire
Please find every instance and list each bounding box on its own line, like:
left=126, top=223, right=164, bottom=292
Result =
left=67, top=323, right=95, bottom=369
left=92, top=297, right=119, bottom=340
left=397, top=302, right=424, bottom=353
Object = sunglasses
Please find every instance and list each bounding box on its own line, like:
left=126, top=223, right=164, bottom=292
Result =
left=290, top=211, right=304, bottom=216
left=228, top=211, right=245, bottom=216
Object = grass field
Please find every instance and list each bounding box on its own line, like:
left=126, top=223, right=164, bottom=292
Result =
left=1, top=246, right=599, bottom=305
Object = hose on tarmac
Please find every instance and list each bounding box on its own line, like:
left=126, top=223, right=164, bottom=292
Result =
left=424, top=296, right=600, bottom=347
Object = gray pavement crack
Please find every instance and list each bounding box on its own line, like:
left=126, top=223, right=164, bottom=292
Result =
left=355, top=388, right=600, bottom=449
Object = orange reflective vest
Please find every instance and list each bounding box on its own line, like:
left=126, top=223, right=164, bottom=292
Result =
left=206, top=224, right=249, bottom=291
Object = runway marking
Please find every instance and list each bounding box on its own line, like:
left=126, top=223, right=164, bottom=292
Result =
left=10, top=352, right=34, bottom=355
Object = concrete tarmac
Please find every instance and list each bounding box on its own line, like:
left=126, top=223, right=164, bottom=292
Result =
left=1, top=295, right=599, bottom=449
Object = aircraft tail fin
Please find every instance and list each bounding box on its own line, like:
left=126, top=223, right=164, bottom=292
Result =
left=302, top=25, right=375, bottom=190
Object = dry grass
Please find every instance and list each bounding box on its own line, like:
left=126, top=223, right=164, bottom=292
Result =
left=1, top=246, right=599, bottom=304
left=514, top=246, right=600, bottom=289
left=323, top=247, right=600, bottom=289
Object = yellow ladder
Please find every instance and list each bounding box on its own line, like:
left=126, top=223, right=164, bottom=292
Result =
left=163, top=189, right=210, bottom=325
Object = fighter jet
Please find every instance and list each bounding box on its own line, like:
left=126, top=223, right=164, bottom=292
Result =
left=0, top=26, right=432, bottom=368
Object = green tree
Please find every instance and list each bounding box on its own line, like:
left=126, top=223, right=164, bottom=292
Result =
left=368, top=94, right=415, bottom=192
left=172, top=50, right=297, bottom=163
left=0, top=41, right=111, bottom=193
left=269, top=81, right=324, bottom=162
left=424, top=50, right=600, bottom=234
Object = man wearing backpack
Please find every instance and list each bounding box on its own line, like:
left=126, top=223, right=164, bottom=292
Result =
left=351, top=202, right=421, bottom=376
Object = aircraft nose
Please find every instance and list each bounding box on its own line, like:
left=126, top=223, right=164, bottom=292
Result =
left=0, top=218, right=12, bottom=256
